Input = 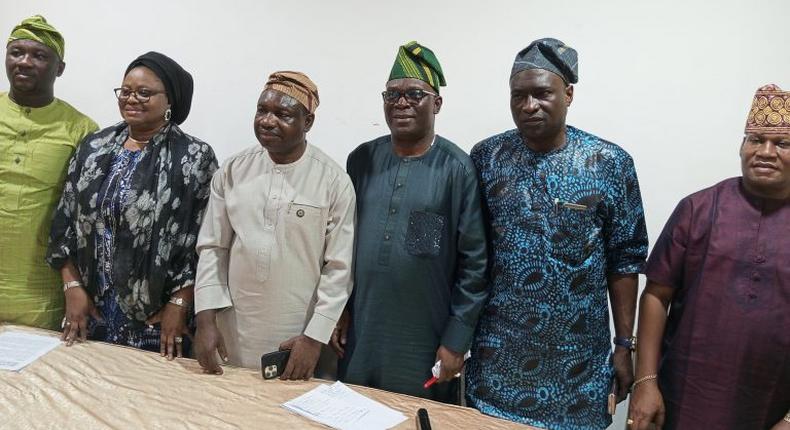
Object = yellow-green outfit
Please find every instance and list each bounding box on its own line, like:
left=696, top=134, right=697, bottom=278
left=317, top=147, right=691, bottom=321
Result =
left=0, top=92, right=97, bottom=329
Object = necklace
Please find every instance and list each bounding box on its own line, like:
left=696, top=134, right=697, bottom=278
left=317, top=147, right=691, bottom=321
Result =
left=401, top=135, right=437, bottom=159
left=127, top=135, right=150, bottom=145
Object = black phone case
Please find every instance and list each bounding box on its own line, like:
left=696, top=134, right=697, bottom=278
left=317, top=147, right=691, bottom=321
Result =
left=260, top=350, right=291, bottom=379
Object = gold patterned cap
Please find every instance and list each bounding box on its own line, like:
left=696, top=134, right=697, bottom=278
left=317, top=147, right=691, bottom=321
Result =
left=745, top=86, right=790, bottom=134
left=264, top=71, right=319, bottom=113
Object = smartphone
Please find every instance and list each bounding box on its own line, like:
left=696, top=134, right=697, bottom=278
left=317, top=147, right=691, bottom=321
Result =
left=261, top=350, right=291, bottom=379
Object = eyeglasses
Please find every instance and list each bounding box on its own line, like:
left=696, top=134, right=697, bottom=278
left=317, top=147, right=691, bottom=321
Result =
left=382, top=89, right=438, bottom=105
left=113, top=87, right=165, bottom=103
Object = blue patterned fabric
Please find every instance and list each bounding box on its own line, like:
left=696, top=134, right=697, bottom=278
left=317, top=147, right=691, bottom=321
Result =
left=88, top=287, right=163, bottom=352
left=97, top=149, right=143, bottom=296
left=465, top=125, right=648, bottom=430
left=87, top=149, right=165, bottom=352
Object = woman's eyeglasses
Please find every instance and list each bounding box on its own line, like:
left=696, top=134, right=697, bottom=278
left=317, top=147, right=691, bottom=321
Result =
left=113, top=87, right=165, bottom=103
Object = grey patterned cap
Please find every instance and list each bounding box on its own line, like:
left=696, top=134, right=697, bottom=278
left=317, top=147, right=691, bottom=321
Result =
left=511, top=38, right=578, bottom=84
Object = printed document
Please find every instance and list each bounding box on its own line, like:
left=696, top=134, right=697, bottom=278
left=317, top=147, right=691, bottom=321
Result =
left=0, top=331, right=61, bottom=371
left=283, top=381, right=407, bottom=430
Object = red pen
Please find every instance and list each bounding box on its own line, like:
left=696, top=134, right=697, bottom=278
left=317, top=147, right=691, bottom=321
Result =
left=423, top=351, right=470, bottom=389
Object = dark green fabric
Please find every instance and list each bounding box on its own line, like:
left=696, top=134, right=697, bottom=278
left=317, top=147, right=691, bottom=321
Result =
left=388, top=41, right=446, bottom=93
left=339, top=135, right=488, bottom=404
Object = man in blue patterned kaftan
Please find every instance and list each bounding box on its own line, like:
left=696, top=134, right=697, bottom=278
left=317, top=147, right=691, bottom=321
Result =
left=465, top=38, right=649, bottom=430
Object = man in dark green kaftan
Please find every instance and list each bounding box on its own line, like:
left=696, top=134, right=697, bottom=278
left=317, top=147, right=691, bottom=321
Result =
left=335, top=41, right=488, bottom=404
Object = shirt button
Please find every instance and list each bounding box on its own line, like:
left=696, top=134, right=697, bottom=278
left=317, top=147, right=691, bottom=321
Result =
left=384, top=234, right=391, bottom=240
left=754, top=255, right=766, bottom=264
left=751, top=272, right=761, bottom=282
left=24, top=107, right=31, bottom=114
left=20, top=131, right=26, bottom=137
left=275, top=169, right=281, bottom=174
left=15, top=157, right=21, bottom=164
left=396, top=183, right=403, bottom=188
left=390, top=208, right=396, bottom=214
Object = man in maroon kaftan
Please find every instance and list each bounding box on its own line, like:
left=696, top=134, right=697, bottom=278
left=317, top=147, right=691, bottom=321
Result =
left=627, top=84, right=790, bottom=430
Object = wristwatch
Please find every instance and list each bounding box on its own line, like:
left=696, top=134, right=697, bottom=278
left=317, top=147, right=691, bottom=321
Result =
left=613, top=336, right=638, bottom=351
left=63, top=280, right=83, bottom=292
left=168, top=296, right=187, bottom=308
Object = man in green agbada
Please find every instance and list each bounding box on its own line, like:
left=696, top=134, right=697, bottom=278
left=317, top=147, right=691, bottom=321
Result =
left=334, top=41, right=489, bottom=403
left=0, top=15, right=98, bottom=329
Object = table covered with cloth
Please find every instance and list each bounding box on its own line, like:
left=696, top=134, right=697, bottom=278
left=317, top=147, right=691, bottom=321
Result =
left=0, top=325, right=537, bottom=429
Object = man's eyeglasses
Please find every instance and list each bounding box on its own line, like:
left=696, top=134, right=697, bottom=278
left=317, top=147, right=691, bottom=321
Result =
left=382, top=89, right=438, bottom=105
left=114, top=87, right=165, bottom=103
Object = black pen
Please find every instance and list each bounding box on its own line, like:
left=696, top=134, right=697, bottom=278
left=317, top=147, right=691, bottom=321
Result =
left=418, top=408, right=432, bottom=430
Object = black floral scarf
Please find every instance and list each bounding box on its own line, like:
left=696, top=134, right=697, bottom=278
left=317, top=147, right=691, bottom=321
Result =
left=47, top=122, right=218, bottom=325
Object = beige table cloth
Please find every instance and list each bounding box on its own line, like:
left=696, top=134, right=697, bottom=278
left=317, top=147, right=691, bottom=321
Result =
left=0, top=325, right=536, bottom=429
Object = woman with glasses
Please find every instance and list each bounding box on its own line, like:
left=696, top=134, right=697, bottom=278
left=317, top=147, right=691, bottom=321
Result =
left=46, top=51, right=217, bottom=359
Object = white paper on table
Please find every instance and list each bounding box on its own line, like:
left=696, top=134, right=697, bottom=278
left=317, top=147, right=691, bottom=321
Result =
left=0, top=331, right=61, bottom=372
left=282, top=381, right=407, bottom=430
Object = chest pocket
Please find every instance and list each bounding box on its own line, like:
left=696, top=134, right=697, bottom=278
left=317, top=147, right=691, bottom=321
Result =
left=28, top=141, right=75, bottom=188
left=405, top=210, right=446, bottom=258
left=549, top=203, right=601, bottom=267
left=284, top=200, right=326, bottom=254
left=286, top=201, right=323, bottom=221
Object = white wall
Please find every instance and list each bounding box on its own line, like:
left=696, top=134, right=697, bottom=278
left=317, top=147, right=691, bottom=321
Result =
left=4, top=1, right=788, bottom=427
